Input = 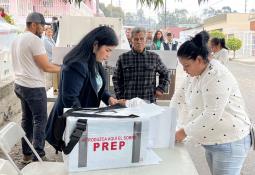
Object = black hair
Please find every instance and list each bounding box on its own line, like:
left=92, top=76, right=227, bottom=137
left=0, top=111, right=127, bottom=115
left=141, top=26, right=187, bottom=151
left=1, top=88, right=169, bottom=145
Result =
left=26, top=22, right=32, bottom=28
left=153, top=30, right=164, bottom=42
left=177, top=30, right=209, bottom=62
left=200, top=31, right=210, bottom=43
left=63, top=26, right=118, bottom=77
left=167, top=32, right=172, bottom=37
left=52, top=16, right=58, bottom=21
left=211, top=37, right=228, bottom=50
left=131, top=27, right=146, bottom=38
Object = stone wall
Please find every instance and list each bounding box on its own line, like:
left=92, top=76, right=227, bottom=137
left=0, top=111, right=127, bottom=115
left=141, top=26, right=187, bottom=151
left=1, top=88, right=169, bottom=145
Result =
left=0, top=80, right=21, bottom=126
left=0, top=74, right=53, bottom=126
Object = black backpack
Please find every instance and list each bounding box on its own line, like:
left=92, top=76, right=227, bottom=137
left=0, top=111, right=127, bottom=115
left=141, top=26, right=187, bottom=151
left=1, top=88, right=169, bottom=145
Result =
left=50, top=105, right=139, bottom=155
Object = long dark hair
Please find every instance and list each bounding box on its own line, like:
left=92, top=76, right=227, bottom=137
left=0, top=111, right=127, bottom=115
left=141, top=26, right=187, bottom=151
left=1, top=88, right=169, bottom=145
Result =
left=63, top=26, right=118, bottom=76
left=177, top=30, right=209, bottom=63
left=153, top=30, right=164, bottom=42
left=211, top=37, right=228, bottom=50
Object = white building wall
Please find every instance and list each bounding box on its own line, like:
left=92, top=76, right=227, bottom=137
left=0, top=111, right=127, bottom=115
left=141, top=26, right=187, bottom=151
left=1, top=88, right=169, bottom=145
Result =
left=179, top=26, right=204, bottom=43
left=226, top=31, right=255, bottom=57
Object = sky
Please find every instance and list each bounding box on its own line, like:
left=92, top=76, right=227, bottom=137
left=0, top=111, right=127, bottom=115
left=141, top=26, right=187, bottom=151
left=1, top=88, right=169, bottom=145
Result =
left=100, top=0, right=255, bottom=19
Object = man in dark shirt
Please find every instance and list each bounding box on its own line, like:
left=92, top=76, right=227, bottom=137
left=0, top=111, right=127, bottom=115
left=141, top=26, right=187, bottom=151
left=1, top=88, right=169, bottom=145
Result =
left=112, top=27, right=170, bottom=103
left=163, top=32, right=178, bottom=51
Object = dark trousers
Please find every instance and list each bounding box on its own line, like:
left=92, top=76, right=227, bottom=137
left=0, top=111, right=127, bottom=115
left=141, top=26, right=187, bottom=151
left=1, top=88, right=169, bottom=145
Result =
left=14, top=84, right=47, bottom=157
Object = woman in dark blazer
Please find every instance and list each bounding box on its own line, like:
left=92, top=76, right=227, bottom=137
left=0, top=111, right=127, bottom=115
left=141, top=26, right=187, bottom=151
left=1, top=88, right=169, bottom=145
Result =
left=46, top=26, right=119, bottom=146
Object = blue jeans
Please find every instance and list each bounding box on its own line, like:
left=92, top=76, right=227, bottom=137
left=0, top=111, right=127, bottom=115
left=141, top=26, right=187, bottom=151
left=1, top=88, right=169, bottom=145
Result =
left=14, top=84, right=47, bottom=157
left=203, top=134, right=251, bottom=175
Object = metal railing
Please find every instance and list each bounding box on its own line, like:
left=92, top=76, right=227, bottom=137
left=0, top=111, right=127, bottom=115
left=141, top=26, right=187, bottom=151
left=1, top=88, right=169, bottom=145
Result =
left=1, top=0, right=70, bottom=17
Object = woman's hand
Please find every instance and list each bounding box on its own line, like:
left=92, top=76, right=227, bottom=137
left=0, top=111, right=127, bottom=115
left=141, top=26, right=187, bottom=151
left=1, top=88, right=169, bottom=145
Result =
left=108, top=97, right=118, bottom=106
left=175, top=128, right=187, bottom=142
left=117, top=99, right=126, bottom=106
left=155, top=90, right=163, bottom=98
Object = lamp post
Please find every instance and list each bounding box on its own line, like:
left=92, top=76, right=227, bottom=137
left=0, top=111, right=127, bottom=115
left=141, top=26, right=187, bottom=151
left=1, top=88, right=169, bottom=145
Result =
left=164, top=0, right=167, bottom=29
left=110, top=0, right=112, bottom=17
left=244, top=0, right=247, bottom=13
left=96, top=0, right=99, bottom=16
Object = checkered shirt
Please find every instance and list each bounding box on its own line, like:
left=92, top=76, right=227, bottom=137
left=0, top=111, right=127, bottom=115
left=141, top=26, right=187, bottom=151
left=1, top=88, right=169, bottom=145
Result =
left=112, top=49, right=170, bottom=103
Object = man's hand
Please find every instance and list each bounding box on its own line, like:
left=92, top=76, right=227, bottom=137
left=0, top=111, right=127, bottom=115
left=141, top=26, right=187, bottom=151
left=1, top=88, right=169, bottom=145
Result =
left=155, top=90, right=163, bottom=98
left=108, top=97, right=118, bottom=106
left=175, top=128, right=187, bottom=143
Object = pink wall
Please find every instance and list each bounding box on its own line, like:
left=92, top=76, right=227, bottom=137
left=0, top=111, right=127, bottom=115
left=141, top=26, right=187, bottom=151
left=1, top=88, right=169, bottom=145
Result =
left=3, top=0, right=71, bottom=17
left=2, top=0, right=96, bottom=18
left=31, top=0, right=70, bottom=17
left=9, top=0, right=16, bottom=13
left=166, top=27, right=186, bottom=38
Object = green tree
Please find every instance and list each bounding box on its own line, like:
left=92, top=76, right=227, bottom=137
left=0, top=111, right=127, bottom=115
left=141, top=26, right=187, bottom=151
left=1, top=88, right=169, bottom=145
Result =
left=209, top=30, right=225, bottom=39
left=99, top=3, right=124, bottom=18
left=173, top=9, right=188, bottom=19
left=63, top=0, right=164, bottom=9
left=123, top=10, right=157, bottom=29
left=222, top=6, right=232, bottom=13
left=157, top=8, right=200, bottom=28
left=137, top=9, right=146, bottom=24
left=65, top=0, right=208, bottom=10
left=250, top=9, right=255, bottom=13
left=3, top=14, right=14, bottom=25
left=227, top=37, right=242, bottom=59
left=138, top=0, right=164, bottom=9
left=99, top=3, right=109, bottom=16
left=124, top=12, right=135, bottom=25
left=202, top=7, right=216, bottom=18
left=135, top=0, right=208, bottom=9
left=203, top=6, right=233, bottom=19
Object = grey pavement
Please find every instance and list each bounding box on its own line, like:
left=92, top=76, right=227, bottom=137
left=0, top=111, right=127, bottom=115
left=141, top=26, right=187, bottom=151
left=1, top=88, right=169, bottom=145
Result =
left=228, top=61, right=255, bottom=175
left=230, top=56, right=255, bottom=65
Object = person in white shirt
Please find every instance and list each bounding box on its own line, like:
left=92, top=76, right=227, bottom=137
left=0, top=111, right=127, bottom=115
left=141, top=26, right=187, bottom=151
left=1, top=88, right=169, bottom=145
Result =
left=163, top=32, right=178, bottom=51
left=171, top=31, right=251, bottom=175
left=210, top=37, right=229, bottom=66
left=11, top=12, right=60, bottom=164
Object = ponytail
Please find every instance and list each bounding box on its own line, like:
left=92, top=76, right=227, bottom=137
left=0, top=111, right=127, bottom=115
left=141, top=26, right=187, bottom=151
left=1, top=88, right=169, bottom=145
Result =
left=211, top=37, right=228, bottom=50
left=220, top=38, right=228, bottom=50
left=177, top=30, right=209, bottom=62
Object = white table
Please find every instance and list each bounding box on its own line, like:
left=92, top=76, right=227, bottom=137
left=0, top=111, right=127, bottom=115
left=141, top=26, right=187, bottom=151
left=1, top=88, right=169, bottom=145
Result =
left=46, top=88, right=198, bottom=174
left=70, top=143, right=198, bottom=175
left=47, top=87, right=58, bottom=102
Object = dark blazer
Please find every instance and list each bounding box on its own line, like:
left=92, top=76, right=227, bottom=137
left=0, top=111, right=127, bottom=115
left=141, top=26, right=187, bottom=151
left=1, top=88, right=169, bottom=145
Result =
left=163, top=41, right=178, bottom=51
left=46, top=60, right=110, bottom=144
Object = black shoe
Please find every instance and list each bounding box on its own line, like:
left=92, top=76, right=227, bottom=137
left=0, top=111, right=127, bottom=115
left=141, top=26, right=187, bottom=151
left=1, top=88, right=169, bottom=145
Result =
left=32, top=155, right=49, bottom=162
left=22, top=155, right=32, bottom=164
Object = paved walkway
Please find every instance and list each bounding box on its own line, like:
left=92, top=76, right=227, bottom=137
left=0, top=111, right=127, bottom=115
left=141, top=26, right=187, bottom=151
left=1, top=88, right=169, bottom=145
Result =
left=230, top=56, right=255, bottom=65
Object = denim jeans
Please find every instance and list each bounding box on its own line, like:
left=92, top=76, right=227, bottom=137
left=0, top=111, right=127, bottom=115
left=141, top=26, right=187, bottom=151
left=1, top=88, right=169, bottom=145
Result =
left=203, top=134, right=251, bottom=175
left=14, top=84, right=47, bottom=157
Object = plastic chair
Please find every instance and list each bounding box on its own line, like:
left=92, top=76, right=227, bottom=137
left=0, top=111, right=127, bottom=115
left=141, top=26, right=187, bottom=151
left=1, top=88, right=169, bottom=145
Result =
left=0, top=122, right=67, bottom=175
left=0, top=158, right=18, bottom=175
